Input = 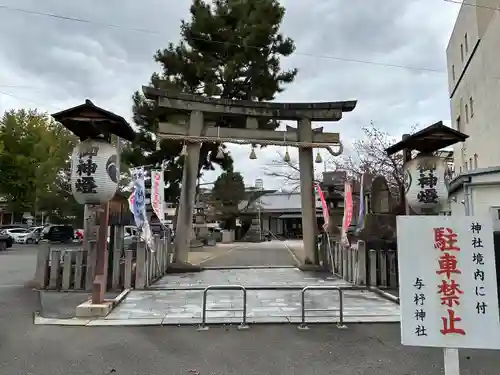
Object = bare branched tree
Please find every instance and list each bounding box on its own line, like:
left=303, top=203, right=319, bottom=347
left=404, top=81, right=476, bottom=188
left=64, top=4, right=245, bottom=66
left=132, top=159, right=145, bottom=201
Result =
left=326, top=123, right=413, bottom=198
left=263, top=150, right=323, bottom=191
left=264, top=123, right=420, bottom=203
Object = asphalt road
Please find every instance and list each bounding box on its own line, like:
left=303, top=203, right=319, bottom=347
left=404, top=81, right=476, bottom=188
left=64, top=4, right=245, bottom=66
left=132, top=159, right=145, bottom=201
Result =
left=201, top=241, right=299, bottom=267
left=1, top=244, right=499, bottom=374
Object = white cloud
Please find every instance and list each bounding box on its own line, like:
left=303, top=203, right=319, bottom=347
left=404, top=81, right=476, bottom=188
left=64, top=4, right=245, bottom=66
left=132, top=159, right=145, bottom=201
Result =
left=0, top=0, right=460, bottom=189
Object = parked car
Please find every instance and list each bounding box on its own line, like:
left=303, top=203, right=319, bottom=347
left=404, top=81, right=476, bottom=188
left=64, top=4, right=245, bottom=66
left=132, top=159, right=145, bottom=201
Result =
left=10, top=226, right=43, bottom=244
left=4, top=228, right=31, bottom=244
left=27, top=226, right=43, bottom=244
left=41, top=224, right=75, bottom=243
left=0, top=232, right=14, bottom=250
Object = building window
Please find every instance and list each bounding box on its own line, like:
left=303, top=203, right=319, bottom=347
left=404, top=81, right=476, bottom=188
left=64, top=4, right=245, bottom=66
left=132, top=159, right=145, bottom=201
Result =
left=461, top=44, right=464, bottom=62
left=474, top=153, right=478, bottom=169
left=465, top=33, right=468, bottom=54
left=465, top=160, right=468, bottom=170
left=452, top=65, right=455, bottom=81
left=456, top=115, right=461, bottom=132
left=469, top=157, right=473, bottom=169
left=470, top=96, right=474, bottom=117
left=465, top=104, right=469, bottom=123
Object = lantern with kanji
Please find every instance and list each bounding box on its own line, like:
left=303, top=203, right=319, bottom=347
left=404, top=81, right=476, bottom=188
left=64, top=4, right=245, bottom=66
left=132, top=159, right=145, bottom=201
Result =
left=403, top=154, right=449, bottom=214
left=70, top=138, right=119, bottom=204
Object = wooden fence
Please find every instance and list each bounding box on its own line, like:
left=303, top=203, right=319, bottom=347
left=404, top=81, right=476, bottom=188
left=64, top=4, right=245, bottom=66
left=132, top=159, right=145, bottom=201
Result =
left=319, top=235, right=398, bottom=289
left=33, top=234, right=172, bottom=291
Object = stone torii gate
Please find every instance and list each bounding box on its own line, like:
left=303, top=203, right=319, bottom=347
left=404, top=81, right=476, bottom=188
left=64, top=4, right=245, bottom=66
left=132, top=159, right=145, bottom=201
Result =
left=143, top=87, right=357, bottom=265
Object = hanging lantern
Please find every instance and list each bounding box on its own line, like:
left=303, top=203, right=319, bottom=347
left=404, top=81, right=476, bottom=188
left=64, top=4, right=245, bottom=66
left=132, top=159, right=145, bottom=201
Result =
left=404, top=154, right=449, bottom=214
left=249, top=146, right=257, bottom=160
left=216, top=145, right=225, bottom=160
left=180, top=143, right=188, bottom=157
left=283, top=149, right=291, bottom=163
left=70, top=139, right=119, bottom=205
left=315, top=150, right=323, bottom=164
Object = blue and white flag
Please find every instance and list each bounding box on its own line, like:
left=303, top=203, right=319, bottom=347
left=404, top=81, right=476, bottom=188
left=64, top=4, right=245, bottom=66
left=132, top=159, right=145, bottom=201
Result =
left=130, top=167, right=146, bottom=229
left=129, top=167, right=154, bottom=251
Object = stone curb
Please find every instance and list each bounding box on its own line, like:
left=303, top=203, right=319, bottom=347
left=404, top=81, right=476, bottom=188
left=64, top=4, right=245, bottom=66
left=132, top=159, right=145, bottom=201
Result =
left=33, top=315, right=401, bottom=327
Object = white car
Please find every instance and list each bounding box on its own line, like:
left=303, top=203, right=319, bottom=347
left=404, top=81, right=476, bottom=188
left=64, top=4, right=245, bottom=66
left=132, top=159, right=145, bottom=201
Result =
left=5, top=228, right=31, bottom=244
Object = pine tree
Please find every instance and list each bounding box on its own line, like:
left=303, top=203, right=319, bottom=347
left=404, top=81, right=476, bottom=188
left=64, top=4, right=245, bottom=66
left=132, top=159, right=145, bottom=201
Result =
left=122, top=0, right=297, bottom=204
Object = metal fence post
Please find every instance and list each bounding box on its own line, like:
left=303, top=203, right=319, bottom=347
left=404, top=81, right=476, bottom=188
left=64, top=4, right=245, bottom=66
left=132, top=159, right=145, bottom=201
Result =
left=197, top=285, right=248, bottom=331
left=298, top=286, right=346, bottom=330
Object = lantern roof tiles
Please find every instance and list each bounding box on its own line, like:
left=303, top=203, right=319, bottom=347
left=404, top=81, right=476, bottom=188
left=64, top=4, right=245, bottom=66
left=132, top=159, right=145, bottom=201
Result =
left=385, top=121, right=468, bottom=155
left=51, top=100, right=136, bottom=142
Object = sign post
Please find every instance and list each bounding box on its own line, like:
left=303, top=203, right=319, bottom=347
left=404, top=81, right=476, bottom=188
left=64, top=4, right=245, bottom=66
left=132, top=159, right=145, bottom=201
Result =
left=397, top=216, right=500, bottom=374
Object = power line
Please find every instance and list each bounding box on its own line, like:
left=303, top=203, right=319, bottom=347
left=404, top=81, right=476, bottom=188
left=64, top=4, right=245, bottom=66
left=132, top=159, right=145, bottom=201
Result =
left=443, top=0, right=500, bottom=11
left=0, top=3, right=446, bottom=74
left=0, top=91, right=63, bottom=111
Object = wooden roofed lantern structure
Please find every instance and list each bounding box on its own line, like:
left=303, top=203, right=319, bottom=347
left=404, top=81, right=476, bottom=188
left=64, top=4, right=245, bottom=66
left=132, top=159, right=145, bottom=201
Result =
left=385, top=121, right=468, bottom=157
left=51, top=100, right=136, bottom=304
left=51, top=99, right=136, bottom=143
left=385, top=121, right=469, bottom=215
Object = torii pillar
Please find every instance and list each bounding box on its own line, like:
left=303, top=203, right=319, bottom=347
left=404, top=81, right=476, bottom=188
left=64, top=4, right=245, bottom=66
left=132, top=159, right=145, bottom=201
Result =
left=143, top=87, right=357, bottom=265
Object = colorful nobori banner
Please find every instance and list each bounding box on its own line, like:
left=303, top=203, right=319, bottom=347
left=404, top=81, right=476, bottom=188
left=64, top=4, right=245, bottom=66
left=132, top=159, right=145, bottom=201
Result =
left=341, top=181, right=353, bottom=245
left=397, top=215, right=500, bottom=350
left=314, top=183, right=329, bottom=231
left=150, top=170, right=166, bottom=226
left=128, top=166, right=154, bottom=251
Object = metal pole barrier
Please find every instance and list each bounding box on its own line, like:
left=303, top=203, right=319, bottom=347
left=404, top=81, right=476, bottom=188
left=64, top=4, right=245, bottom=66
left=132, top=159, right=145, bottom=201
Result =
left=198, top=287, right=209, bottom=331
left=298, top=286, right=347, bottom=330
left=298, top=287, right=307, bottom=330
left=241, top=287, right=248, bottom=330
left=197, top=285, right=249, bottom=331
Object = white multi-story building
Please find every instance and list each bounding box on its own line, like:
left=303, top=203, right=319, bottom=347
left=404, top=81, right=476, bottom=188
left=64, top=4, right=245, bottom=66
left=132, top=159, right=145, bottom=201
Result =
left=446, top=1, right=500, bottom=223
left=446, top=0, right=500, bottom=172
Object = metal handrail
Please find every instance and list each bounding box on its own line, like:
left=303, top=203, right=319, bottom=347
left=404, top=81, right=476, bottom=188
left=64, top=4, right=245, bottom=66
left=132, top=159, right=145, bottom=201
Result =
left=298, top=286, right=347, bottom=330
left=197, top=285, right=249, bottom=331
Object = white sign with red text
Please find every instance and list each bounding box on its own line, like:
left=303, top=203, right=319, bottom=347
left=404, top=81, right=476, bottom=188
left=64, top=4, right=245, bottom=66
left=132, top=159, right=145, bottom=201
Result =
left=397, top=215, right=500, bottom=349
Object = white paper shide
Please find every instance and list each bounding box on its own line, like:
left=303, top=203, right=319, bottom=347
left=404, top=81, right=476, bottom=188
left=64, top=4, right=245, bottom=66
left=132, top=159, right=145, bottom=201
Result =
left=397, top=216, right=500, bottom=350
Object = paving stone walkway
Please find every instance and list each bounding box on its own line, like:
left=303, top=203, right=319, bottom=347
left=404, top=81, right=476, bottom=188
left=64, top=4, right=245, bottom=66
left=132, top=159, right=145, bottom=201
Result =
left=150, top=267, right=352, bottom=289
left=101, top=268, right=400, bottom=326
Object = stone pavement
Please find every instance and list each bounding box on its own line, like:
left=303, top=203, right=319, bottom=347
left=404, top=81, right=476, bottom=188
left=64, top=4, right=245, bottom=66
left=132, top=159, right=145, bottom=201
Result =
left=283, top=239, right=307, bottom=263
left=187, top=242, right=240, bottom=265
left=201, top=240, right=300, bottom=267
left=40, top=268, right=400, bottom=326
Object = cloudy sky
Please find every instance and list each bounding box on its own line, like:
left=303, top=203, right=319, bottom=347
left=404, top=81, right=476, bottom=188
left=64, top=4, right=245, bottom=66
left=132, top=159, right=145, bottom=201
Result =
left=0, top=0, right=460, bottom=189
